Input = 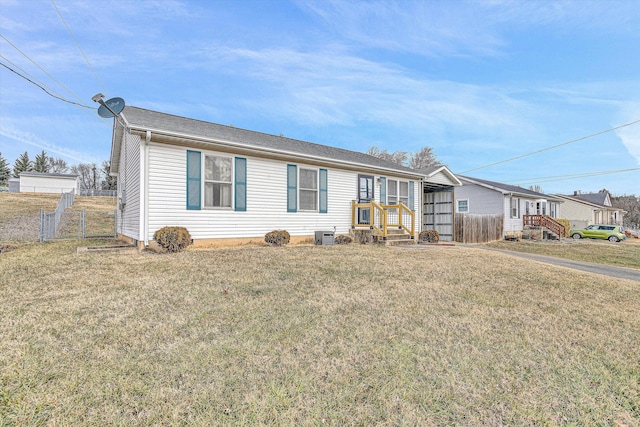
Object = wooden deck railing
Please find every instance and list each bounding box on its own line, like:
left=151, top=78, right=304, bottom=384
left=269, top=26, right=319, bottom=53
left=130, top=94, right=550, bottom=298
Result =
left=351, top=201, right=415, bottom=239
left=523, top=214, right=566, bottom=237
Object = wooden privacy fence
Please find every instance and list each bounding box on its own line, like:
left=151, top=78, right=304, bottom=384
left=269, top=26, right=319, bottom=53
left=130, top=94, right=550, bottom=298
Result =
left=454, top=213, right=504, bottom=243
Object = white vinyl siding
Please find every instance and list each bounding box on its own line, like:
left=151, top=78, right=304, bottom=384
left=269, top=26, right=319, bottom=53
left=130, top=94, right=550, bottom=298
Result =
left=146, top=143, right=415, bottom=242
left=118, top=132, right=141, bottom=240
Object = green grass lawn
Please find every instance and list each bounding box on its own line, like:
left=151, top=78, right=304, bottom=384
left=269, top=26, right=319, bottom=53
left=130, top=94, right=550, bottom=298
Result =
left=1, top=241, right=638, bottom=426
left=484, top=238, right=640, bottom=269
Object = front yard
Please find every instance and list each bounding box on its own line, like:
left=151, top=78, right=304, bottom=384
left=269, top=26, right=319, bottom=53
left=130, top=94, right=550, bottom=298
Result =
left=1, top=241, right=638, bottom=425
left=485, top=238, right=640, bottom=269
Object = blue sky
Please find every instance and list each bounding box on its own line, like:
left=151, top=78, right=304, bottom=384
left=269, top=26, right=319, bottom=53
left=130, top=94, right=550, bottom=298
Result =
left=1, top=0, right=639, bottom=195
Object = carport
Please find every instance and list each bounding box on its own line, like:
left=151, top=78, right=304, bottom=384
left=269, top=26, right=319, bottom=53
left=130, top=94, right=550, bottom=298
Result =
left=419, top=166, right=462, bottom=242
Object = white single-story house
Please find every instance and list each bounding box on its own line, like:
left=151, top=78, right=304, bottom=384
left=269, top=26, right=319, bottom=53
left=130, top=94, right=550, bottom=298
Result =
left=109, top=106, right=460, bottom=247
left=554, top=190, right=624, bottom=229
left=18, top=172, right=79, bottom=194
left=455, top=176, right=565, bottom=238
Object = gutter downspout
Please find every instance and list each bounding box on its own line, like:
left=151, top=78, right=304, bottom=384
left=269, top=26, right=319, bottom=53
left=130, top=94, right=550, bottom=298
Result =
left=140, top=131, right=151, bottom=247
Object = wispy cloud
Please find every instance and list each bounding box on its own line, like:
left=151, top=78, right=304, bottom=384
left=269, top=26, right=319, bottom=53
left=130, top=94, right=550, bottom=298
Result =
left=193, top=45, right=536, bottom=138
left=615, top=103, right=640, bottom=165
left=0, top=124, right=92, bottom=163
left=297, top=0, right=639, bottom=57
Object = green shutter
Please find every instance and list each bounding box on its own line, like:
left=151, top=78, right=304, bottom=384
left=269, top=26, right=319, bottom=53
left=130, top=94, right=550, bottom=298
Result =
left=234, top=157, right=247, bottom=212
left=186, top=150, right=201, bottom=210
left=409, top=180, right=415, bottom=211
left=379, top=176, right=386, bottom=204
left=287, top=164, right=297, bottom=212
left=319, top=168, right=328, bottom=213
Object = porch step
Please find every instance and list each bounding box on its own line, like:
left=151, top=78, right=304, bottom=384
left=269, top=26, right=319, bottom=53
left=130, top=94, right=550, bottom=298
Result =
left=384, top=229, right=415, bottom=246
left=386, top=238, right=416, bottom=246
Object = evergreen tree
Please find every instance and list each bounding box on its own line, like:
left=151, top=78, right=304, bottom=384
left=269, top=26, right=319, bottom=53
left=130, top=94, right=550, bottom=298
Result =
left=33, top=150, right=50, bottom=173
left=0, top=152, right=11, bottom=186
left=12, top=151, right=32, bottom=177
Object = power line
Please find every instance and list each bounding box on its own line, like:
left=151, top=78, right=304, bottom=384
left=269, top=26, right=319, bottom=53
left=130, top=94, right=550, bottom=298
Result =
left=50, top=0, right=107, bottom=94
left=0, top=33, right=87, bottom=106
left=0, top=61, right=95, bottom=109
left=505, top=167, right=640, bottom=185
left=0, top=53, right=69, bottom=101
left=459, top=119, right=640, bottom=174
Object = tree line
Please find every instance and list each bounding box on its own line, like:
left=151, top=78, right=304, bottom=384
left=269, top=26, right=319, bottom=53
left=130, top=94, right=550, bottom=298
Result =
left=0, top=150, right=116, bottom=191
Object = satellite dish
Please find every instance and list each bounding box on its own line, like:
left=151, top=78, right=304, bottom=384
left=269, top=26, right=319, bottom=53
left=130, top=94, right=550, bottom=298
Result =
left=98, top=97, right=125, bottom=118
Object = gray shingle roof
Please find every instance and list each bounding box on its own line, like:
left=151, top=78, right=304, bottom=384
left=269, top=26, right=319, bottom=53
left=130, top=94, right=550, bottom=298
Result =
left=460, top=175, right=563, bottom=201
left=571, top=192, right=608, bottom=205
left=19, top=172, right=78, bottom=178
left=120, top=106, right=421, bottom=176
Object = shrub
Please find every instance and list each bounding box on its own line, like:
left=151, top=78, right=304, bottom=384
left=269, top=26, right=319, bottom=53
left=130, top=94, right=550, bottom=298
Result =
left=153, top=226, right=192, bottom=253
left=334, top=235, right=353, bottom=245
left=419, top=229, right=440, bottom=243
left=265, top=230, right=290, bottom=247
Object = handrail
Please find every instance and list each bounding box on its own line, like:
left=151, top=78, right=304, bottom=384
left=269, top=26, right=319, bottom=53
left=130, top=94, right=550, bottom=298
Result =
left=523, top=214, right=566, bottom=237
left=382, top=202, right=415, bottom=238
left=351, top=200, right=415, bottom=239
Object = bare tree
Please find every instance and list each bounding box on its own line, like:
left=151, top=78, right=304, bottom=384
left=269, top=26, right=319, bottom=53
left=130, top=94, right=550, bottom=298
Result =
left=101, top=160, right=117, bottom=190
left=71, top=162, right=100, bottom=190
left=367, top=145, right=439, bottom=169
left=611, top=194, right=640, bottom=229
left=408, top=146, right=440, bottom=169
left=366, top=146, right=409, bottom=165
left=48, top=157, right=69, bottom=173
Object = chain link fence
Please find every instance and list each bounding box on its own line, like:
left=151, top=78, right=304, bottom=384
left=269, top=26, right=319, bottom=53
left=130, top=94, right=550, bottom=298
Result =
left=40, top=191, right=117, bottom=242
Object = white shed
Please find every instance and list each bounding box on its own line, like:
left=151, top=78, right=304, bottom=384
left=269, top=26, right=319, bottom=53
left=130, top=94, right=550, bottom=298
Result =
left=19, top=172, right=79, bottom=194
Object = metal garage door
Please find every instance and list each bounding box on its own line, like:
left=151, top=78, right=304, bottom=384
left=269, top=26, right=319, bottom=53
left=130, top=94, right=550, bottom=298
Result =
left=423, top=189, right=454, bottom=241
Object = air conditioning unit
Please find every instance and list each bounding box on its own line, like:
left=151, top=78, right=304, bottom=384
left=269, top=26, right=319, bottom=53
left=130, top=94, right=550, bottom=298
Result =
left=314, top=230, right=335, bottom=245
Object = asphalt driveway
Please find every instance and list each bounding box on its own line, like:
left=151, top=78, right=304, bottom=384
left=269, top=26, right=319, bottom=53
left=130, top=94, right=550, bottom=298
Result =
left=474, top=246, right=640, bottom=282
left=401, top=244, right=640, bottom=282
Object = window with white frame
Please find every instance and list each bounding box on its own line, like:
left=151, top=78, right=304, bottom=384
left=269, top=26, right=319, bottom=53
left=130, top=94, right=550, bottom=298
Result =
left=457, top=199, right=469, bottom=213
left=299, top=168, right=318, bottom=211
left=510, top=197, right=520, bottom=218
left=387, top=179, right=410, bottom=205
left=387, top=179, right=398, bottom=204
left=204, top=155, right=232, bottom=208
left=399, top=181, right=409, bottom=206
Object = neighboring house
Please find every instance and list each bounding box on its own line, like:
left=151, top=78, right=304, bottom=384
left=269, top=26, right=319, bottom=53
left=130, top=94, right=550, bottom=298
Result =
left=109, top=106, right=459, bottom=247
left=18, top=172, right=79, bottom=194
left=456, top=176, right=564, bottom=238
left=554, top=190, right=624, bottom=229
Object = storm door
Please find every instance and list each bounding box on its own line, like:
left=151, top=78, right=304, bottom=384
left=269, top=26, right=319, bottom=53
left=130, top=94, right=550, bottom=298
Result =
left=358, top=174, right=374, bottom=224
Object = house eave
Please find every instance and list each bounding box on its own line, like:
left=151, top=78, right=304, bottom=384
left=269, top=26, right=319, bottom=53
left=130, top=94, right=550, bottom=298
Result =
left=127, top=125, right=426, bottom=179
left=423, top=166, right=463, bottom=187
